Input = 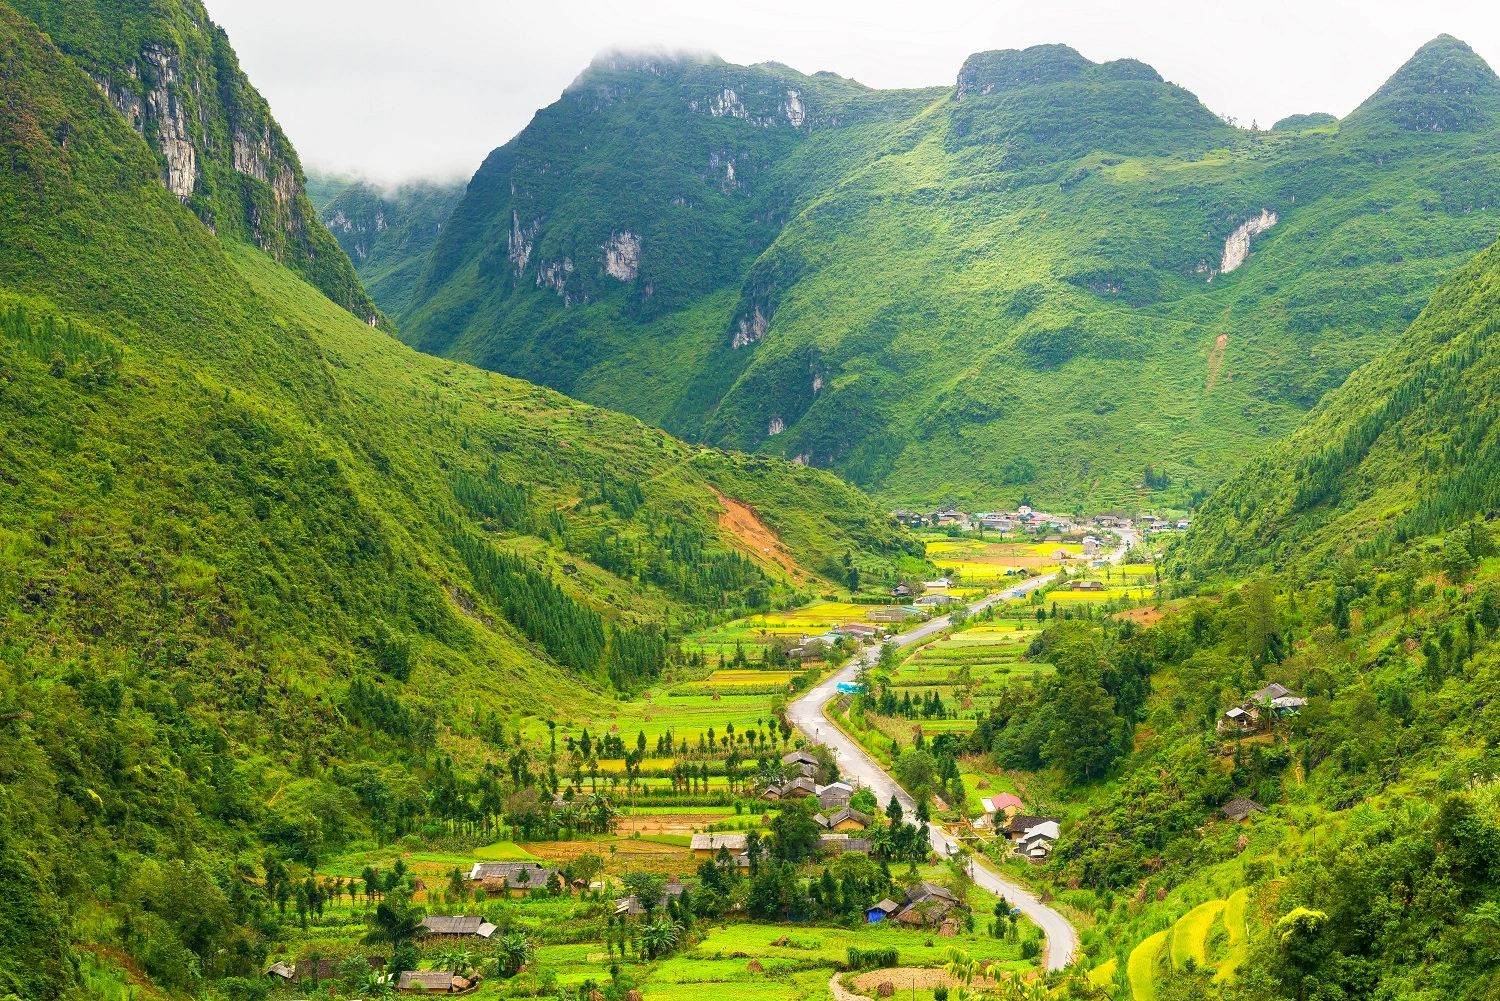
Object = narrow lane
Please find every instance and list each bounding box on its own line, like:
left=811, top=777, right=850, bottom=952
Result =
left=786, top=531, right=1136, bottom=972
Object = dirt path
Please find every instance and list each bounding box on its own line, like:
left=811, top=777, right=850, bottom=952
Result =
left=1205, top=331, right=1229, bottom=392
left=709, top=487, right=808, bottom=582
left=829, top=973, right=874, bottom=1001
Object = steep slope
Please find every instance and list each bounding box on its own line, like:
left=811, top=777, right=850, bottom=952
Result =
left=0, top=6, right=916, bottom=995
left=10, top=0, right=381, bottom=323
left=1170, top=233, right=1500, bottom=583
left=313, top=175, right=468, bottom=317
left=403, top=38, right=1500, bottom=510
left=401, top=52, right=944, bottom=433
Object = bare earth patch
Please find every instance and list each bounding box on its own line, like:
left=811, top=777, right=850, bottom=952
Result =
left=711, top=488, right=808, bottom=581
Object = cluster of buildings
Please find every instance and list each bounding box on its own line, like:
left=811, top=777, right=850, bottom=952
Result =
left=1218, top=682, right=1308, bottom=735
left=891, top=504, right=1187, bottom=538
left=864, top=881, right=963, bottom=931
left=970, top=793, right=1062, bottom=862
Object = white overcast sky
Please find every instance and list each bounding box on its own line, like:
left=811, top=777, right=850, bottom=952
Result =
left=203, top=0, right=1500, bottom=185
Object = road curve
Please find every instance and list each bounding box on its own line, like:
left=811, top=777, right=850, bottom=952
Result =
left=786, top=530, right=1137, bottom=972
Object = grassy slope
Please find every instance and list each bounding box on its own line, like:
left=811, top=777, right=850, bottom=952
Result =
left=402, top=38, right=1500, bottom=510
left=1171, top=235, right=1500, bottom=582
left=0, top=8, right=917, bottom=995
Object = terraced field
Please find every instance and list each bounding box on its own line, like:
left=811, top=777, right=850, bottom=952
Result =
left=892, top=624, right=1048, bottom=690
left=1128, top=930, right=1169, bottom=1001
left=1125, top=889, right=1254, bottom=997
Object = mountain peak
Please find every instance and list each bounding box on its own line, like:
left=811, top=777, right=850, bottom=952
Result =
left=955, top=44, right=1163, bottom=99
left=1375, top=34, right=1499, bottom=99
left=1349, top=34, right=1500, bottom=132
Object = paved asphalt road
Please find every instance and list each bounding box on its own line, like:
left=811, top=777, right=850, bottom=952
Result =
left=785, top=530, right=1136, bottom=972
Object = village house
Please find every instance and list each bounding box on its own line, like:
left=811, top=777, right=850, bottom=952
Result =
left=979, top=793, right=1025, bottom=824
left=1006, top=814, right=1061, bottom=843
left=420, top=915, right=497, bottom=938
left=816, top=781, right=855, bottom=810
left=467, top=862, right=556, bottom=894
left=1082, top=536, right=1101, bottom=555
left=895, top=881, right=960, bottom=928
left=1016, top=820, right=1060, bottom=862
left=833, top=623, right=883, bottom=642
left=614, top=882, right=686, bottom=916
left=865, top=898, right=901, bottom=923
left=1218, top=683, right=1308, bottom=734
left=913, top=593, right=962, bottom=608
left=1223, top=797, right=1266, bottom=823
left=1068, top=580, right=1106, bottom=592
left=821, top=834, right=875, bottom=855
left=891, top=583, right=915, bottom=599
left=868, top=606, right=925, bottom=623
left=783, top=750, right=820, bottom=776
left=814, top=807, right=872, bottom=832
left=398, top=970, right=461, bottom=993
left=691, top=832, right=748, bottom=858
left=922, top=577, right=953, bottom=591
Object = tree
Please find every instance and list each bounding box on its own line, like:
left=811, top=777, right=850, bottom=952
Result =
left=622, top=872, right=667, bottom=915
left=886, top=795, right=904, bottom=826
left=498, top=933, right=534, bottom=976
left=894, top=749, right=939, bottom=795
left=363, top=894, right=424, bottom=948
left=1043, top=674, right=1121, bottom=782
left=769, top=799, right=823, bottom=863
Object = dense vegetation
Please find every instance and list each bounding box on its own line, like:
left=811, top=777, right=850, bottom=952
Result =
left=0, top=4, right=920, bottom=997
left=1170, top=235, right=1500, bottom=586
left=9, top=0, right=382, bottom=323
left=398, top=37, right=1500, bottom=510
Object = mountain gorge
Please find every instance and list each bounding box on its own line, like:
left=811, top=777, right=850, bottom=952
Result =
left=396, top=37, right=1500, bottom=509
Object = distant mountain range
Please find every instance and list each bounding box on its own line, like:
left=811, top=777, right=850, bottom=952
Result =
left=373, top=36, right=1500, bottom=510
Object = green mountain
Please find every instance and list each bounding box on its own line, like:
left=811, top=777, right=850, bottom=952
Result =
left=311, top=175, right=468, bottom=318
left=8, top=0, right=382, bottom=324
left=1170, top=233, right=1500, bottom=583
left=0, top=4, right=916, bottom=995
left=399, top=37, right=1500, bottom=510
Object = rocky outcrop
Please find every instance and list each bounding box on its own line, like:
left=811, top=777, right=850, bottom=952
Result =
left=732, top=306, right=768, bottom=349
left=602, top=231, right=641, bottom=281
left=509, top=212, right=539, bottom=274
left=17, top=0, right=380, bottom=323
left=1221, top=210, right=1278, bottom=274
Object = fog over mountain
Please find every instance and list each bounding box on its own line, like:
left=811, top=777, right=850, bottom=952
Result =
left=207, top=0, right=1500, bottom=182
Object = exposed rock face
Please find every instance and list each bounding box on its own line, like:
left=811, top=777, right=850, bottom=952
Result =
left=767, top=417, right=785, bottom=436
left=20, top=0, right=379, bottom=323
left=537, top=258, right=575, bottom=300
left=510, top=212, right=539, bottom=274
left=708, top=87, right=749, bottom=119
left=1221, top=210, right=1278, bottom=274
left=783, top=89, right=806, bottom=127
left=732, top=306, right=768, bottom=349
left=602, top=231, right=641, bottom=281
left=140, top=44, right=197, bottom=200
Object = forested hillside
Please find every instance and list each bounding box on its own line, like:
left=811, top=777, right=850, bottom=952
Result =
left=399, top=37, right=1500, bottom=510
left=0, top=4, right=916, bottom=995
left=1170, top=236, right=1500, bottom=585
left=9, top=0, right=382, bottom=323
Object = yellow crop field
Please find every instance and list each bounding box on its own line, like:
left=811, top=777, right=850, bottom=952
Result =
left=1224, top=887, right=1250, bottom=944
left=1128, top=930, right=1168, bottom=1001
left=681, top=670, right=797, bottom=688
left=1088, top=956, right=1118, bottom=986
left=1171, top=900, right=1226, bottom=969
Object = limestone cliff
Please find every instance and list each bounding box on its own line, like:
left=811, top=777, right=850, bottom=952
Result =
left=13, top=0, right=381, bottom=324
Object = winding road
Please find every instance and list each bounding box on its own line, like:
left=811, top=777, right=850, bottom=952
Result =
left=786, top=530, right=1136, bottom=972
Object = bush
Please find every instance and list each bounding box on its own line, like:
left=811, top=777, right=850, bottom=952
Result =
left=847, top=946, right=899, bottom=970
